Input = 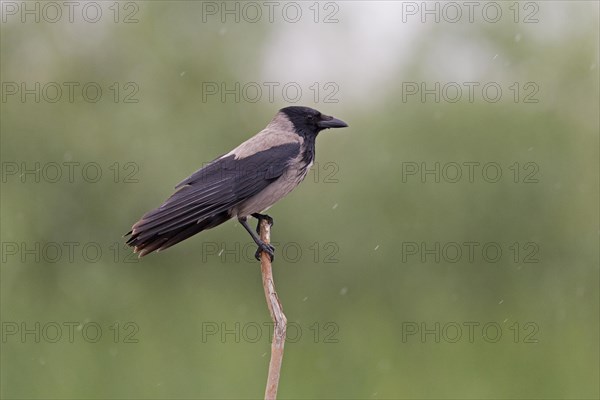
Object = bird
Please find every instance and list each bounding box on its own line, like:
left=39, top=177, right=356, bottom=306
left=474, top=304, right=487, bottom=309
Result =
left=125, top=106, right=348, bottom=261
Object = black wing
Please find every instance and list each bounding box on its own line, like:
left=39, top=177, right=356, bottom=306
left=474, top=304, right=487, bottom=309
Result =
left=125, top=143, right=300, bottom=256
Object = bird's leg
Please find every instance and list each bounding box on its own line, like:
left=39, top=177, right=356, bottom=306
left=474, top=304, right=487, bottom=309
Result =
left=251, top=213, right=274, bottom=234
left=239, top=216, right=275, bottom=262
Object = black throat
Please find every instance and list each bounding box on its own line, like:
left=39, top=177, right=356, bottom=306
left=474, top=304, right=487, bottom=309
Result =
left=300, top=134, right=316, bottom=166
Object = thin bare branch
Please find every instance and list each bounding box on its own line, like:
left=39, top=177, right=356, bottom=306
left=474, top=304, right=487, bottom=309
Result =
left=259, top=218, right=287, bottom=400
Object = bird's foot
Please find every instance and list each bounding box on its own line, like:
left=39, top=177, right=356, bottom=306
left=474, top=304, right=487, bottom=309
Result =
left=254, top=242, right=275, bottom=262
left=252, top=213, right=274, bottom=234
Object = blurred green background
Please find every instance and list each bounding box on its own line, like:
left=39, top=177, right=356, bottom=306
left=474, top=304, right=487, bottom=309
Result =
left=1, top=1, right=598, bottom=399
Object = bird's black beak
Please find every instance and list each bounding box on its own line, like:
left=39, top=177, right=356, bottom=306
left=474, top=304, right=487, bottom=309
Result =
left=317, top=115, right=348, bottom=129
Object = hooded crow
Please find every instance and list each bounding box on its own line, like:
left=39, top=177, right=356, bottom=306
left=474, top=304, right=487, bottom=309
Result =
left=125, top=106, right=348, bottom=260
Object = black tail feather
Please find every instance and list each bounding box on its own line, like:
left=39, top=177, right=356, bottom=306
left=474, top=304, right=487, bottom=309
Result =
left=125, top=211, right=231, bottom=257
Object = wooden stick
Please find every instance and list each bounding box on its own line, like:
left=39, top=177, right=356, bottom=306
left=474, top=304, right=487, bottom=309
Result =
left=259, top=218, right=287, bottom=400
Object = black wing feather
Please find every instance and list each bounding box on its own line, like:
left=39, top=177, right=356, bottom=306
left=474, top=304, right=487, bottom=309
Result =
left=125, top=143, right=300, bottom=256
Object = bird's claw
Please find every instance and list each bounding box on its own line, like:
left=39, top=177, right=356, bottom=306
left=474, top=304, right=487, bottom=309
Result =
left=253, top=213, right=274, bottom=234
left=255, top=242, right=275, bottom=262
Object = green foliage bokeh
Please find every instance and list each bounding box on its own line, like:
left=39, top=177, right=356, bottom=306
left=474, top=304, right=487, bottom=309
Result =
left=1, top=2, right=598, bottom=399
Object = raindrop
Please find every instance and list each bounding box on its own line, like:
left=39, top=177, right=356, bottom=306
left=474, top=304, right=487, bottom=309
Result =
left=377, top=359, right=391, bottom=371
left=340, top=287, right=348, bottom=295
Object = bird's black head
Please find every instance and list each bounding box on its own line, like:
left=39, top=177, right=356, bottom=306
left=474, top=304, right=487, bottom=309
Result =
left=279, top=106, right=348, bottom=137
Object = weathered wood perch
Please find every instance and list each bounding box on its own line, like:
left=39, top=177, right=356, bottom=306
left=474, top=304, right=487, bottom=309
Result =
left=258, top=218, right=287, bottom=400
